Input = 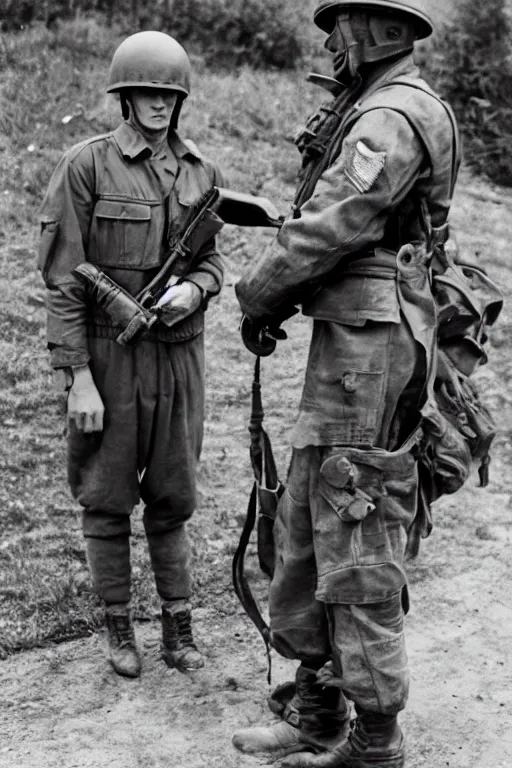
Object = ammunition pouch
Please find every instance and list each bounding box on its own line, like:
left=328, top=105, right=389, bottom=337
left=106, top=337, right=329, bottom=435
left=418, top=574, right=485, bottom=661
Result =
left=427, top=351, right=496, bottom=491
left=433, top=260, right=503, bottom=376
left=419, top=399, right=472, bottom=498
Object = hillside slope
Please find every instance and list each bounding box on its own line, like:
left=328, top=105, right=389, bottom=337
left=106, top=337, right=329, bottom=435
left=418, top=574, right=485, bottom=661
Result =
left=1, top=23, right=511, bottom=768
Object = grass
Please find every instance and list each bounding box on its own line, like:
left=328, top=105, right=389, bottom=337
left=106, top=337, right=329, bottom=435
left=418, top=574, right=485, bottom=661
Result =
left=1, top=17, right=512, bottom=660
left=0, top=21, right=314, bottom=658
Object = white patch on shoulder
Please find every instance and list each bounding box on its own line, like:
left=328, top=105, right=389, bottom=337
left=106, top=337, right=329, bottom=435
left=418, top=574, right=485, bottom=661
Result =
left=344, top=140, right=386, bottom=194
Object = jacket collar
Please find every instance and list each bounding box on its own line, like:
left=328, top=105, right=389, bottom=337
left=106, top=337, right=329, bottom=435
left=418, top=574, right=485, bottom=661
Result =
left=113, top=122, right=202, bottom=163
left=362, top=53, right=420, bottom=98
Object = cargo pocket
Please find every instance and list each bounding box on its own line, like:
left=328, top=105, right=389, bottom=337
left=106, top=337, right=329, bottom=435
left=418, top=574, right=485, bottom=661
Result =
left=38, top=219, right=59, bottom=282
left=89, top=199, right=160, bottom=269
left=314, top=451, right=407, bottom=604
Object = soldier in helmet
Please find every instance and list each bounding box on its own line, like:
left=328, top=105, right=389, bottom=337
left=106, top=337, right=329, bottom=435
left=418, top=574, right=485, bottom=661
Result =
left=38, top=32, right=223, bottom=678
left=233, top=2, right=459, bottom=767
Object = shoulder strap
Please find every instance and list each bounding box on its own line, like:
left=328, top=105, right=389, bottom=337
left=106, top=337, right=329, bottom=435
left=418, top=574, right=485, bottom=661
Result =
left=342, top=78, right=460, bottom=240
left=384, top=78, right=461, bottom=198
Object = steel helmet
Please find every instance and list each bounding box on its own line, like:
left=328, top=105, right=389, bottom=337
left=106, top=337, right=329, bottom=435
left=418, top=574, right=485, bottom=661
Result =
left=107, top=31, right=191, bottom=97
left=314, top=0, right=434, bottom=39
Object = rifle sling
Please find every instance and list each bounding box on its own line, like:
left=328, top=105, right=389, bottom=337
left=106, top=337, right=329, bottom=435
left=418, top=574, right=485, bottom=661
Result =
left=232, top=481, right=272, bottom=685
left=232, top=357, right=273, bottom=685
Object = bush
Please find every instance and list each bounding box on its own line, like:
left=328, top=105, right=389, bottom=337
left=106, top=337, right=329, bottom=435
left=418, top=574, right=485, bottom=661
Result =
left=427, top=0, right=512, bottom=186
left=165, top=0, right=309, bottom=69
left=0, top=0, right=312, bottom=70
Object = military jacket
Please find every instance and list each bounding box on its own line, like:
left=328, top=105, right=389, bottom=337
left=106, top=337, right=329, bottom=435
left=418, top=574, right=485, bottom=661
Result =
left=236, top=55, right=458, bottom=448
left=39, top=123, right=224, bottom=368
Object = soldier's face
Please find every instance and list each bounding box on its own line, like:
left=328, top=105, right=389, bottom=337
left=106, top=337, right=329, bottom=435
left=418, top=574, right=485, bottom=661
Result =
left=130, top=88, right=178, bottom=132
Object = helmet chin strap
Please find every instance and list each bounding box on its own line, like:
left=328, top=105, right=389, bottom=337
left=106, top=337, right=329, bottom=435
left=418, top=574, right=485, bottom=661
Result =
left=169, top=96, right=184, bottom=132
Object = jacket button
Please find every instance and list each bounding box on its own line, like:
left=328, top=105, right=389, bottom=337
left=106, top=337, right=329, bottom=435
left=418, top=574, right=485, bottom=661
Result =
left=342, top=371, right=357, bottom=392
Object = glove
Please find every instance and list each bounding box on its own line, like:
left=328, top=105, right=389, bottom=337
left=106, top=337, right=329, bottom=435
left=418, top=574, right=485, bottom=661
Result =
left=240, top=314, right=287, bottom=357
left=154, top=280, right=203, bottom=328
left=67, top=365, right=105, bottom=433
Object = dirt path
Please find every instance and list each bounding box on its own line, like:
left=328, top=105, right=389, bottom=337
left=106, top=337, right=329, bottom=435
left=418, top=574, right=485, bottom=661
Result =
left=1, top=480, right=512, bottom=768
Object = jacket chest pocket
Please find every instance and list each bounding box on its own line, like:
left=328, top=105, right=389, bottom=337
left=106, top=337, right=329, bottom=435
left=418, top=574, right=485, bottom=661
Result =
left=88, top=199, right=163, bottom=270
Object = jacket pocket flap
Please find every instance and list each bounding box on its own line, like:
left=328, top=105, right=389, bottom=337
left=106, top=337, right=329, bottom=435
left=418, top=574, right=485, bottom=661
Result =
left=94, top=200, right=151, bottom=221
left=303, top=275, right=400, bottom=326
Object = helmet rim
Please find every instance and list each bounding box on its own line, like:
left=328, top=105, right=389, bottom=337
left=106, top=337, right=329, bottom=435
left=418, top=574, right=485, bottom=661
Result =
left=314, top=0, right=434, bottom=39
left=107, top=81, right=189, bottom=95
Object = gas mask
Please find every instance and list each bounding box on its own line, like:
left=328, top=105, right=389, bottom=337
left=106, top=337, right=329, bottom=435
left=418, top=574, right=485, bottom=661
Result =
left=325, top=10, right=417, bottom=86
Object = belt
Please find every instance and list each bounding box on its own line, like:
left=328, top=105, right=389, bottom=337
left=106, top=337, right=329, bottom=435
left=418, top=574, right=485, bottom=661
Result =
left=343, top=248, right=398, bottom=279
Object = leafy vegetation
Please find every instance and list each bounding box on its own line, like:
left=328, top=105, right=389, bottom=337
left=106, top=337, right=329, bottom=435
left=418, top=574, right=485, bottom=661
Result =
left=426, top=0, right=512, bottom=185
left=168, top=0, right=311, bottom=69
left=0, top=0, right=317, bottom=69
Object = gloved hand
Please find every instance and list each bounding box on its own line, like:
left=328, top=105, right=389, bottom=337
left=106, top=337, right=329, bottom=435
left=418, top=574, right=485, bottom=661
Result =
left=240, top=314, right=288, bottom=357
left=154, top=280, right=203, bottom=328
left=67, top=365, right=105, bottom=433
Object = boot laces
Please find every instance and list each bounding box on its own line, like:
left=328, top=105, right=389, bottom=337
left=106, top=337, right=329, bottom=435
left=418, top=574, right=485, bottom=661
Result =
left=164, top=607, right=197, bottom=650
left=108, top=614, right=135, bottom=649
left=175, top=609, right=195, bottom=647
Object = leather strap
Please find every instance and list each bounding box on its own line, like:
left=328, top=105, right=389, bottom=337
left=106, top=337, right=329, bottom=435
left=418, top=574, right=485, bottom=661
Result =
left=232, top=356, right=285, bottom=685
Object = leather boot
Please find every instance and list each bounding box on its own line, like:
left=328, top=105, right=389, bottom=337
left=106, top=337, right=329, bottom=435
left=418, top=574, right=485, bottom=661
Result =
left=330, top=712, right=405, bottom=767
left=281, top=712, right=405, bottom=768
left=105, top=605, right=141, bottom=679
left=232, top=665, right=350, bottom=758
left=161, top=600, right=204, bottom=672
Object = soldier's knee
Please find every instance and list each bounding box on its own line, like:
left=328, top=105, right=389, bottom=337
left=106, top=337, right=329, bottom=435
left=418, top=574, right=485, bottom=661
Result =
left=82, top=509, right=131, bottom=538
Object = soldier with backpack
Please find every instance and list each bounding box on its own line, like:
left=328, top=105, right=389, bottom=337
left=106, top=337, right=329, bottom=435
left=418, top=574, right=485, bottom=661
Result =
left=232, top=2, right=471, bottom=766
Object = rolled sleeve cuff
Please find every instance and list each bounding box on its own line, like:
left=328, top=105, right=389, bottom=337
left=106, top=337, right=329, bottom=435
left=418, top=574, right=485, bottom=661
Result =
left=187, top=266, right=223, bottom=302
left=49, top=344, right=90, bottom=370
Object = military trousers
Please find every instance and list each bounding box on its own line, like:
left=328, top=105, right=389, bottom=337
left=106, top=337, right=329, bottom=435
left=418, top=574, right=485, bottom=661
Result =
left=68, top=334, right=204, bottom=604
left=269, top=318, right=421, bottom=715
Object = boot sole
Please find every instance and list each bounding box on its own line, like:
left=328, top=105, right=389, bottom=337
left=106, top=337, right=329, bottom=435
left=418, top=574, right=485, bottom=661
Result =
left=162, top=649, right=205, bottom=672
left=336, top=752, right=405, bottom=768
left=233, top=742, right=312, bottom=758
left=109, top=662, right=141, bottom=679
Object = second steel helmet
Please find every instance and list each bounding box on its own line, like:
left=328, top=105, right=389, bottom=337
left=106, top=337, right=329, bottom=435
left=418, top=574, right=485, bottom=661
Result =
left=314, top=0, right=434, bottom=39
left=107, top=31, right=191, bottom=97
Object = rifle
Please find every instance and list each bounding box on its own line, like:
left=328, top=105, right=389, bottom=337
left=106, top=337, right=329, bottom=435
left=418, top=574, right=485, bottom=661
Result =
left=74, top=186, right=282, bottom=346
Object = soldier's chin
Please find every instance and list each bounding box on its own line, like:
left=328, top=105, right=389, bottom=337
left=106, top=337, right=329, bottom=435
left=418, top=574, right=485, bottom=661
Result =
left=145, top=119, right=169, bottom=133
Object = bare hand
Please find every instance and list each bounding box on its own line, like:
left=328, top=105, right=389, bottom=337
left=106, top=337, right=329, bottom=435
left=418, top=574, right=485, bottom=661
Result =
left=67, top=365, right=105, bottom=433
left=155, top=280, right=203, bottom=328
